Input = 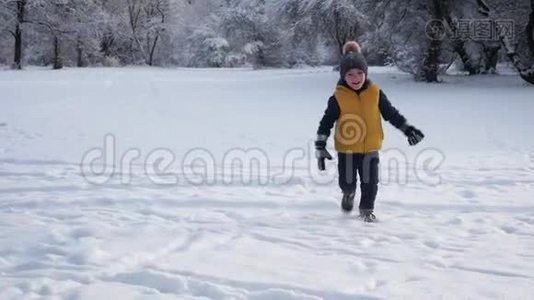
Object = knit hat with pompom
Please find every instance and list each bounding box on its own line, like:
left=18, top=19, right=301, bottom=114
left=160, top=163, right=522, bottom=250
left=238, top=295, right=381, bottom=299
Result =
left=339, top=41, right=368, bottom=78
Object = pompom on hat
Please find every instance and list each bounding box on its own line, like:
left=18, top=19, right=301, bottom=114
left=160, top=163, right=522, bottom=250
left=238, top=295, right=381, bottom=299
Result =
left=343, top=41, right=361, bottom=54
left=339, top=41, right=368, bottom=78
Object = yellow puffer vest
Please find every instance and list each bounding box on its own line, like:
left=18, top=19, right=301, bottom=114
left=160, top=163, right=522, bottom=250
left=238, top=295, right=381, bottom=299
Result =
left=334, top=83, right=384, bottom=153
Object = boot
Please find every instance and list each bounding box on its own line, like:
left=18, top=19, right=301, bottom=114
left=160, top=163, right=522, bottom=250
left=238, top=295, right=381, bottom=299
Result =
left=341, top=191, right=355, bottom=212
left=359, top=209, right=377, bottom=223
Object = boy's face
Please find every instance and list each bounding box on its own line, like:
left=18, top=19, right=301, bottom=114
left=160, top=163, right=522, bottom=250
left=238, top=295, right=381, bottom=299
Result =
left=344, top=69, right=366, bottom=91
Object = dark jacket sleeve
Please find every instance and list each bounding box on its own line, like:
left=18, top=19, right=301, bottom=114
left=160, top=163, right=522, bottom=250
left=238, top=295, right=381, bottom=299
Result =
left=317, top=96, right=340, bottom=136
left=379, top=90, right=407, bottom=130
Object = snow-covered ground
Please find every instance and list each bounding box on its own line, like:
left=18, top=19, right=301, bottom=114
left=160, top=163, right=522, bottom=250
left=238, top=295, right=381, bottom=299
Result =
left=0, top=66, right=533, bottom=299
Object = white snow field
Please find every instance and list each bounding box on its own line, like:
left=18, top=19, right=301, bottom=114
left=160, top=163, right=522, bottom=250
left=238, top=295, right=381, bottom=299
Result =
left=0, top=66, right=534, bottom=299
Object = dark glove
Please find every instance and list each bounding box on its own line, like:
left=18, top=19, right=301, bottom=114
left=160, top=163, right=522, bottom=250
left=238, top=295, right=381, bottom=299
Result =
left=315, top=135, right=333, bottom=171
left=402, top=124, right=425, bottom=146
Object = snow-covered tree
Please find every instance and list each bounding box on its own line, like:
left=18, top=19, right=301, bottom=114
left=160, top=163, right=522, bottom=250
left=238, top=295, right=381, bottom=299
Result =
left=476, top=0, right=534, bottom=84
left=20, top=0, right=103, bottom=69
left=182, top=0, right=283, bottom=68
left=220, top=0, right=284, bottom=67
left=183, top=20, right=232, bottom=67
left=299, top=0, right=369, bottom=58
left=0, top=0, right=29, bottom=69
left=126, top=0, right=169, bottom=66
left=270, top=0, right=326, bottom=67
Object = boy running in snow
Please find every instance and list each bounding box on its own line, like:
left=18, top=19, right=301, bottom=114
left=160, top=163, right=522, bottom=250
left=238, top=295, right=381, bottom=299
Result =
left=315, top=41, right=425, bottom=222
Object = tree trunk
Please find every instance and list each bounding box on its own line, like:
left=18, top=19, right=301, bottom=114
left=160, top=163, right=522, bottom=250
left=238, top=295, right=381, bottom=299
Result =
left=476, top=0, right=534, bottom=84
left=53, top=36, right=63, bottom=70
left=13, top=24, right=22, bottom=70
left=503, top=40, right=534, bottom=84
left=443, top=14, right=481, bottom=75
left=333, top=10, right=344, bottom=57
left=483, top=42, right=500, bottom=73
left=454, top=40, right=480, bottom=75
left=441, top=0, right=484, bottom=75
left=148, top=33, right=159, bottom=66
left=527, top=0, right=534, bottom=58
left=422, top=39, right=441, bottom=82
left=127, top=0, right=147, bottom=64
left=13, top=0, right=26, bottom=70
left=422, top=0, right=444, bottom=82
left=77, top=36, right=84, bottom=67
left=100, top=30, right=114, bottom=57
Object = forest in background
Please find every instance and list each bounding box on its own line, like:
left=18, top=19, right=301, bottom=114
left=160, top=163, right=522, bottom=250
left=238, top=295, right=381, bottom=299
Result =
left=1, top=0, right=534, bottom=83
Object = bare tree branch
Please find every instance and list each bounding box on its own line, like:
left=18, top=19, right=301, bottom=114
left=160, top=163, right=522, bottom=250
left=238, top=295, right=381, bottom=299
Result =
left=475, top=0, right=534, bottom=84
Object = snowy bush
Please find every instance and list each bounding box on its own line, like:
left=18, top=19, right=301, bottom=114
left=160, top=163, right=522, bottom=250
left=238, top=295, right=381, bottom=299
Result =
left=102, top=56, right=121, bottom=67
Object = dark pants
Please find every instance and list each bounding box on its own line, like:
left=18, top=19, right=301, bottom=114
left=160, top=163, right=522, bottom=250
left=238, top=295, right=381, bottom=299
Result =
left=338, top=152, right=379, bottom=210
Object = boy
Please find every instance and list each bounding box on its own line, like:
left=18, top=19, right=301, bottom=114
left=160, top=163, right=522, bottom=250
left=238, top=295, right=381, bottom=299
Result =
left=315, top=41, right=425, bottom=222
